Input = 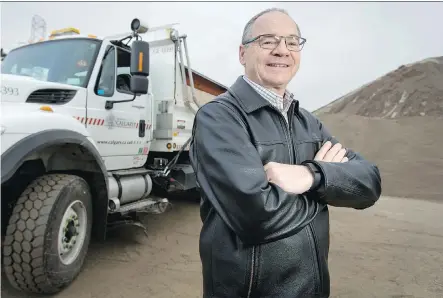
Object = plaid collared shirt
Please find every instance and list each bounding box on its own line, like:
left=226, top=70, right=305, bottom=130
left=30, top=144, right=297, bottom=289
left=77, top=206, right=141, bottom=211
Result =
left=242, top=76, right=295, bottom=123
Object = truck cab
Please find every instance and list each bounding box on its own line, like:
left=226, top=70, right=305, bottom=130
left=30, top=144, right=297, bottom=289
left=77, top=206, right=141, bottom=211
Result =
left=1, top=24, right=197, bottom=170
left=1, top=19, right=220, bottom=295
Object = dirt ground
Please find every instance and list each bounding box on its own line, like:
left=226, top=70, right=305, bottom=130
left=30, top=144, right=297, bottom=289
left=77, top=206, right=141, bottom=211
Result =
left=2, top=196, right=442, bottom=298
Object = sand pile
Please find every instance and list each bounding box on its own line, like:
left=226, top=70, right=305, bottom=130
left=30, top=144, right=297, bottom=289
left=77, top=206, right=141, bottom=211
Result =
left=314, top=56, right=443, bottom=201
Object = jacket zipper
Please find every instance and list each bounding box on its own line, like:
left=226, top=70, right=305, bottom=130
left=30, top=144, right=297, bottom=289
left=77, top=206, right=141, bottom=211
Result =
left=246, top=246, right=255, bottom=298
left=307, top=224, right=323, bottom=293
left=269, top=105, right=294, bottom=163
left=277, top=103, right=323, bottom=293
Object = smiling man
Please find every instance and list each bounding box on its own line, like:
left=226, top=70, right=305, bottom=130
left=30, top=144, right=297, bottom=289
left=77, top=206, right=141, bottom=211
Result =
left=189, top=8, right=382, bottom=298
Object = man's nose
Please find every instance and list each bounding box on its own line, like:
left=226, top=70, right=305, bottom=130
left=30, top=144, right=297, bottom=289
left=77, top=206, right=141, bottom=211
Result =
left=272, top=38, right=290, bottom=56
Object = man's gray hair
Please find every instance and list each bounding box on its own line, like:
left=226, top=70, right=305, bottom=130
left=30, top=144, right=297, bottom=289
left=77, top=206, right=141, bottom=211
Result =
left=241, top=8, right=301, bottom=45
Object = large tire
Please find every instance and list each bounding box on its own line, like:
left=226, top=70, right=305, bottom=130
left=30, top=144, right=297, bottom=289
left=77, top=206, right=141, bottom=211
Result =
left=2, top=173, right=93, bottom=294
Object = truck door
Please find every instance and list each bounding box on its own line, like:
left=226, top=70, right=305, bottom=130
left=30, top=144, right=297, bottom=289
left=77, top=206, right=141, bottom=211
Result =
left=86, top=43, right=152, bottom=170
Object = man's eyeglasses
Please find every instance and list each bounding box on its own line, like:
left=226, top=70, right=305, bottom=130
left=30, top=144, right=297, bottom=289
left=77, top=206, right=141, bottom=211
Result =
left=243, top=34, right=307, bottom=52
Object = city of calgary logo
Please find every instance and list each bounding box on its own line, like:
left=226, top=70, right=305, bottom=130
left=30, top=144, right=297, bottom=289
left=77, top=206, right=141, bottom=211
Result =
left=106, top=114, right=116, bottom=129
left=105, top=114, right=138, bottom=129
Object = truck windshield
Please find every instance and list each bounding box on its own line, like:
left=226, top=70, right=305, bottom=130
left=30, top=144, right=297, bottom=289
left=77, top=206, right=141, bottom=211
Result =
left=1, top=38, right=101, bottom=88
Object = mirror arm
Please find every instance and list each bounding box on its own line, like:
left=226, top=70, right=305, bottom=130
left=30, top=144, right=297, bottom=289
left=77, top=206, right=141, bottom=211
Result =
left=105, top=93, right=137, bottom=110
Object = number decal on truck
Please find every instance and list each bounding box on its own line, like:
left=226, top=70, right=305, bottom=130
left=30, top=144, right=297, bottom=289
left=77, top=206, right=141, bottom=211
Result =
left=1, top=86, right=19, bottom=96
left=150, top=45, right=174, bottom=55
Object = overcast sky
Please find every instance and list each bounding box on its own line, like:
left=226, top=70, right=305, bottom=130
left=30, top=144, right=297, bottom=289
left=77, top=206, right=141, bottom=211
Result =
left=1, top=1, right=442, bottom=111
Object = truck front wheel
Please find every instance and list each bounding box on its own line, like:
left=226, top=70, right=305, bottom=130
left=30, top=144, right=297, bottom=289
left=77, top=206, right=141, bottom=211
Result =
left=2, top=173, right=93, bottom=294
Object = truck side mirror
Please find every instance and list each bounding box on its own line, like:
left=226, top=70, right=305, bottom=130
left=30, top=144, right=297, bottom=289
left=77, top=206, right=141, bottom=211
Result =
left=130, top=40, right=150, bottom=94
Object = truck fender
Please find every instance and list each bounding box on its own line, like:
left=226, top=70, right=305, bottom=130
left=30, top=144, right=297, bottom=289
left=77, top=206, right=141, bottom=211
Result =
left=1, top=129, right=107, bottom=183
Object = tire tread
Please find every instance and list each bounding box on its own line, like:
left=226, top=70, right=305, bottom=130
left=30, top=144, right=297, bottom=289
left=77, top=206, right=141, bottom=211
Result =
left=3, top=174, right=83, bottom=294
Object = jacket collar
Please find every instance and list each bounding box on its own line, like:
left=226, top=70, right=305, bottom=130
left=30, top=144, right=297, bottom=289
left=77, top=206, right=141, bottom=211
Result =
left=228, top=76, right=299, bottom=113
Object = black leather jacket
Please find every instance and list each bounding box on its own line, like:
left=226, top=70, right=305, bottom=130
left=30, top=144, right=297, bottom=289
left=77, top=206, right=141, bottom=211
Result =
left=189, top=76, right=382, bottom=298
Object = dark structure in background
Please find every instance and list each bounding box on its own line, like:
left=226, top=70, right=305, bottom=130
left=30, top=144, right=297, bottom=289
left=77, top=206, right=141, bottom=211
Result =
left=1, top=48, right=6, bottom=61
left=184, top=66, right=228, bottom=104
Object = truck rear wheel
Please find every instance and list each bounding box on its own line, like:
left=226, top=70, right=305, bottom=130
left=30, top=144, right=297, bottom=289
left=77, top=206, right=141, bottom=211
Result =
left=2, top=173, right=93, bottom=294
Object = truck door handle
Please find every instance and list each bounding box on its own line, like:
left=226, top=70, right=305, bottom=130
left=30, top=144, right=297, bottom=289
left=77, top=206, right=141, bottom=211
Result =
left=139, top=120, right=145, bottom=138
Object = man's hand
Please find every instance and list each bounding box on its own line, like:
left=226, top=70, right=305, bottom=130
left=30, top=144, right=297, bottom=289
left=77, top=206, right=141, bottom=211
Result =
left=264, top=162, right=314, bottom=195
left=314, top=141, right=348, bottom=163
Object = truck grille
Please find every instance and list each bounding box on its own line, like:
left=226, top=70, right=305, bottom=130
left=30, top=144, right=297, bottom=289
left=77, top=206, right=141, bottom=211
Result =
left=26, top=89, right=77, bottom=104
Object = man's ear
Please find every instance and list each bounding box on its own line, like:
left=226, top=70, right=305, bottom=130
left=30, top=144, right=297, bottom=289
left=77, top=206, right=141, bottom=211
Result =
left=239, top=45, right=246, bottom=66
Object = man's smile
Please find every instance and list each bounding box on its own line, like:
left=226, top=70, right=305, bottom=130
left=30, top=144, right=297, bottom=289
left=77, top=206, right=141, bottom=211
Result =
left=266, top=63, right=290, bottom=68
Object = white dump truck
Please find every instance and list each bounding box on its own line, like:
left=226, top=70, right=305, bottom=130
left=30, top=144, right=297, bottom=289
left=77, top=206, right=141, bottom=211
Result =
left=1, top=18, right=217, bottom=294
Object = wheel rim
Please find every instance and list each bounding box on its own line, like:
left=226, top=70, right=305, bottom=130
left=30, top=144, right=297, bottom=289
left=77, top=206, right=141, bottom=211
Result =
left=57, top=200, right=88, bottom=265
